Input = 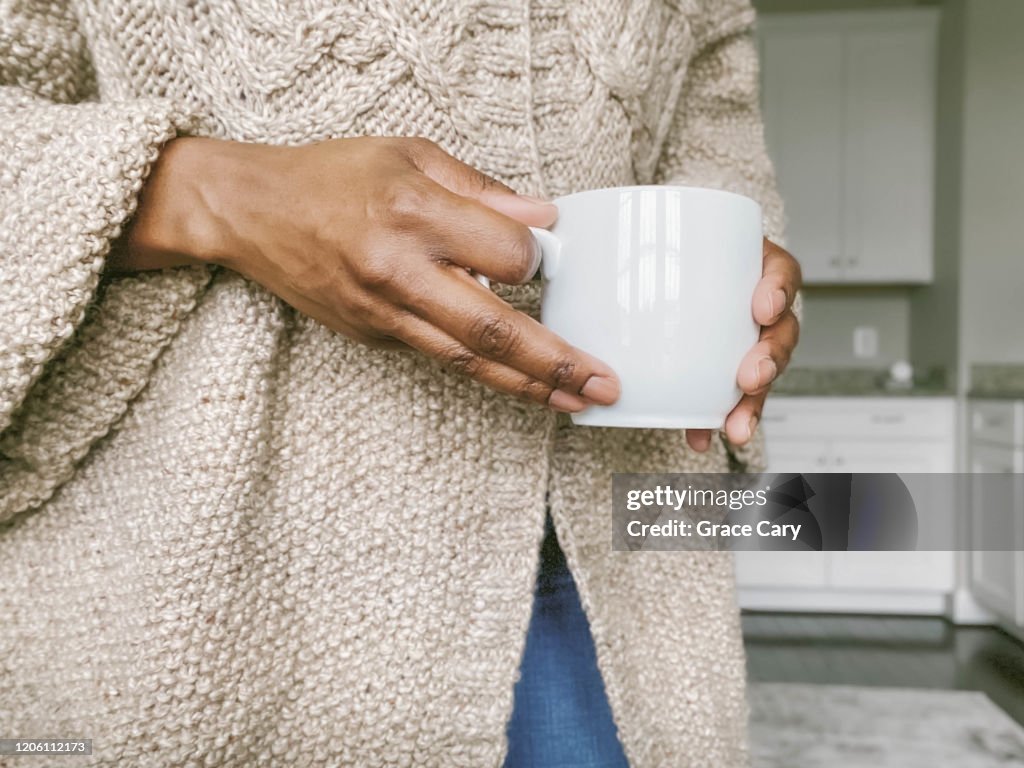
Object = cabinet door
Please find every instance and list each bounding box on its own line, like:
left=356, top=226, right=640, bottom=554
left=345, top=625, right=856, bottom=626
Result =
left=970, top=401, right=1024, bottom=447
left=735, top=438, right=829, bottom=588
left=760, top=27, right=844, bottom=282
left=969, top=444, right=1024, bottom=624
left=764, top=437, right=831, bottom=474
left=828, top=439, right=950, bottom=473
left=842, top=20, right=937, bottom=282
left=826, top=441, right=955, bottom=592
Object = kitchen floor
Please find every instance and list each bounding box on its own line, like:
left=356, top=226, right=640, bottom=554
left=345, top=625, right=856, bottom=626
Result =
left=743, top=612, right=1024, bottom=727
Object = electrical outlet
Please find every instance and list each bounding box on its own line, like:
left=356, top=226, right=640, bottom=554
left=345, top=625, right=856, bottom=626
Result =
left=853, top=326, right=879, bottom=359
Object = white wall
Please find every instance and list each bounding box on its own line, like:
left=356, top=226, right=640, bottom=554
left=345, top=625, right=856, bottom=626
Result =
left=957, top=0, right=1024, bottom=382
left=795, top=289, right=911, bottom=368
left=909, top=0, right=963, bottom=374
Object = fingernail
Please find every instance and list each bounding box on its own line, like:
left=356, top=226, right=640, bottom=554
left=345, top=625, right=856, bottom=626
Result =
left=528, top=233, right=543, bottom=277
left=756, top=357, right=777, bottom=389
left=691, top=433, right=711, bottom=452
left=770, top=289, right=787, bottom=319
left=747, top=415, right=760, bottom=440
left=580, top=375, right=620, bottom=405
left=548, top=389, right=587, bottom=413
left=519, top=194, right=554, bottom=206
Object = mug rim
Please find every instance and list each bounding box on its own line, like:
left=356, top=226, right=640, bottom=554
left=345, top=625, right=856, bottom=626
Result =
left=552, top=184, right=760, bottom=210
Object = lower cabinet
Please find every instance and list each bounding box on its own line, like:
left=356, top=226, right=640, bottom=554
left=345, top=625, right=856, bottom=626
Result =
left=735, top=397, right=957, bottom=614
left=967, top=401, right=1024, bottom=629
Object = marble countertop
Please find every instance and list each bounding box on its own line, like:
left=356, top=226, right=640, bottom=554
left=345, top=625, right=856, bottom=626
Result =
left=772, top=367, right=953, bottom=398
left=767, top=365, right=1024, bottom=399
left=968, top=364, right=1024, bottom=400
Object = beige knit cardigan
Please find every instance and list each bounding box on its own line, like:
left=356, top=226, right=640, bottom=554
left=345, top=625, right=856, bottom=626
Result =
left=0, top=0, right=784, bottom=765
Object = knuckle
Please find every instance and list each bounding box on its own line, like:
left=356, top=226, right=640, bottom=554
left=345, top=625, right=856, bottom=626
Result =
left=381, top=183, right=432, bottom=227
left=353, top=254, right=397, bottom=291
left=513, top=377, right=552, bottom=404
left=785, top=310, right=801, bottom=343
left=362, top=335, right=404, bottom=352
left=791, top=257, right=804, bottom=289
left=408, top=136, right=436, bottom=150
left=469, top=313, right=521, bottom=359
left=473, top=169, right=504, bottom=194
left=772, top=309, right=799, bottom=341
left=548, top=357, right=578, bottom=388
left=369, top=307, right=405, bottom=337
left=442, top=346, right=484, bottom=378
left=425, top=244, right=454, bottom=267
left=400, top=136, right=437, bottom=159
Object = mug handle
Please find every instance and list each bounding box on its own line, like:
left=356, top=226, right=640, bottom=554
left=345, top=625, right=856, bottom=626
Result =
left=473, top=227, right=562, bottom=289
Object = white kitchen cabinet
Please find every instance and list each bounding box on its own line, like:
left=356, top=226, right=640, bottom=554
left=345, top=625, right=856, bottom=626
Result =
left=760, top=28, right=844, bottom=276
left=826, top=447, right=955, bottom=593
left=829, top=440, right=945, bottom=474
left=731, top=435, right=830, bottom=590
left=734, top=551, right=828, bottom=590
left=735, top=397, right=957, bottom=614
left=758, top=10, right=938, bottom=284
left=761, top=437, right=829, bottom=472
left=971, top=400, right=1024, bottom=446
left=968, top=401, right=1024, bottom=628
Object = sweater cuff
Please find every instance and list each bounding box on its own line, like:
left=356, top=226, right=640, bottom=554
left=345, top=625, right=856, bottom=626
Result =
left=0, top=97, right=211, bottom=519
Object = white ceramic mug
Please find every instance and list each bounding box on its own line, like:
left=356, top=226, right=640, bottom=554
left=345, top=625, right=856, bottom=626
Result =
left=531, top=185, right=762, bottom=429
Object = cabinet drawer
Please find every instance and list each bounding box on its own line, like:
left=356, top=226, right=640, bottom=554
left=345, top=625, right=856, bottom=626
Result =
left=763, top=398, right=954, bottom=439
left=969, top=401, right=1024, bottom=447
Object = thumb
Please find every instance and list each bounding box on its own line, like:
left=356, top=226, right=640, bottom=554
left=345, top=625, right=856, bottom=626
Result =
left=406, top=138, right=558, bottom=227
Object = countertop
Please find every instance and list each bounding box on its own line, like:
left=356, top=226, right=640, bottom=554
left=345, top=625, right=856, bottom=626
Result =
left=760, top=365, right=1024, bottom=399
left=968, top=364, right=1024, bottom=400
left=772, top=367, right=953, bottom=398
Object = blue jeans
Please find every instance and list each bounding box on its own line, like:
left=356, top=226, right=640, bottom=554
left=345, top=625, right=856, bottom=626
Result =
left=503, top=517, right=630, bottom=768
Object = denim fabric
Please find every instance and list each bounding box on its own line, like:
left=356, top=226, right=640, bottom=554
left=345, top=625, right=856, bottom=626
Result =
left=503, top=517, right=630, bottom=768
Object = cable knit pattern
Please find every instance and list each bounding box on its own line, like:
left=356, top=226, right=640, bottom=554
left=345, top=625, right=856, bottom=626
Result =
left=0, top=1, right=783, bottom=766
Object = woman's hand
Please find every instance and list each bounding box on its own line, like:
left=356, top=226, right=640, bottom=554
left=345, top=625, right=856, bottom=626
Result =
left=115, top=136, right=621, bottom=413
left=686, top=238, right=801, bottom=452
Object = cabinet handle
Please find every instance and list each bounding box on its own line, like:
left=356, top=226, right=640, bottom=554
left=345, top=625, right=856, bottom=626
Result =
left=973, top=413, right=1006, bottom=430
left=871, top=414, right=905, bottom=424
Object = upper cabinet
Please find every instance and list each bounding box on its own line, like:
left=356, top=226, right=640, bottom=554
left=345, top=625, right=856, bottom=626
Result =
left=758, top=11, right=939, bottom=284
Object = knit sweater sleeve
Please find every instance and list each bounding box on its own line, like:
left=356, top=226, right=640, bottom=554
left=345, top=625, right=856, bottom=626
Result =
left=0, top=1, right=209, bottom=519
left=655, top=2, right=786, bottom=245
